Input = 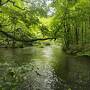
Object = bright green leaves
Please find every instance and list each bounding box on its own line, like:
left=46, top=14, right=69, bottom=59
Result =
left=0, top=0, right=54, bottom=47
left=51, top=0, right=90, bottom=52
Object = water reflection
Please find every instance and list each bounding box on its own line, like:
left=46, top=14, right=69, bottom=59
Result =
left=52, top=54, right=90, bottom=90
left=0, top=46, right=90, bottom=90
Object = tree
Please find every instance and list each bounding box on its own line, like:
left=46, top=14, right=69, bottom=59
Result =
left=0, top=0, right=53, bottom=47
left=51, top=0, right=90, bottom=53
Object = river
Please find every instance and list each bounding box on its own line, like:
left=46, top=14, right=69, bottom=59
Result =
left=0, top=46, right=90, bottom=90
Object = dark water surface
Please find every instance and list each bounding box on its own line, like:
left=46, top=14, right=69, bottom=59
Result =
left=0, top=46, right=90, bottom=90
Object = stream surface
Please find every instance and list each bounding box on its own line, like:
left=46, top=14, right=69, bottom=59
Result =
left=0, top=46, right=90, bottom=90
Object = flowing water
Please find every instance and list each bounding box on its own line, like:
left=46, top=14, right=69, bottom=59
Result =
left=0, top=46, right=90, bottom=90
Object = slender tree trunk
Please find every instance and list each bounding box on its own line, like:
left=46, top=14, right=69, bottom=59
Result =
left=12, top=25, right=16, bottom=48
left=81, top=21, right=84, bottom=46
left=84, top=21, right=87, bottom=44
left=75, top=22, right=79, bottom=45
left=63, top=20, right=70, bottom=49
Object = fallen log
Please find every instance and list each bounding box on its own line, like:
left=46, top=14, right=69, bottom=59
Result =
left=0, top=30, right=55, bottom=42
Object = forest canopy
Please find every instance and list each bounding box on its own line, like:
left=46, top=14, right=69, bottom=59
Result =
left=51, top=0, right=90, bottom=54
left=0, top=0, right=54, bottom=47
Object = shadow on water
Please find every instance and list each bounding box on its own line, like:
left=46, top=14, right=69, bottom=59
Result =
left=52, top=52, right=90, bottom=90
left=0, top=46, right=90, bottom=90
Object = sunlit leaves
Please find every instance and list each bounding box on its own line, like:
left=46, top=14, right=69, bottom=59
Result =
left=0, top=0, right=54, bottom=48
left=51, top=0, right=90, bottom=51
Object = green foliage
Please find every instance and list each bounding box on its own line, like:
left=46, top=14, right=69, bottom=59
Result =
left=40, top=25, right=49, bottom=37
left=51, top=0, right=90, bottom=54
left=0, top=63, right=36, bottom=89
left=24, top=0, right=49, bottom=17
left=0, top=0, right=90, bottom=55
left=0, top=0, right=53, bottom=47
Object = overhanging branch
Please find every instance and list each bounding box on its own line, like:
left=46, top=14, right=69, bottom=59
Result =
left=0, top=30, right=55, bottom=42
